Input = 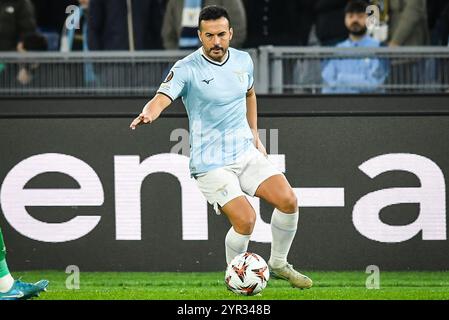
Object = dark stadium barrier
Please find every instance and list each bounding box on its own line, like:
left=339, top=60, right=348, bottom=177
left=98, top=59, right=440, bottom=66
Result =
left=1, top=95, right=449, bottom=271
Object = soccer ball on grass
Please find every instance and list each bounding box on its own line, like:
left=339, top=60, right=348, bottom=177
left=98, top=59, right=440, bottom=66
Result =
left=225, top=252, right=270, bottom=296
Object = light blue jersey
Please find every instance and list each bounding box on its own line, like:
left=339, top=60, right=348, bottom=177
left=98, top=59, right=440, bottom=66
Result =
left=158, top=47, right=255, bottom=176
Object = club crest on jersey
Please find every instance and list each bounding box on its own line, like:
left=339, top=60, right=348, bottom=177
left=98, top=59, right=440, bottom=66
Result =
left=234, top=70, right=247, bottom=83
left=163, top=71, right=174, bottom=83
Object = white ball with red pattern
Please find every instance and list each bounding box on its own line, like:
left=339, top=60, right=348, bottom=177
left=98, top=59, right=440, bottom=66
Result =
left=225, top=252, right=270, bottom=296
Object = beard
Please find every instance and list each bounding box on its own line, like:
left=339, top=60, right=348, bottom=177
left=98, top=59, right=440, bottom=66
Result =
left=349, top=23, right=368, bottom=37
left=207, top=46, right=226, bottom=61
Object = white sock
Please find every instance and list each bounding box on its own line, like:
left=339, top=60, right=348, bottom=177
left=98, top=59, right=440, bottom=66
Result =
left=269, top=208, right=299, bottom=269
left=225, top=227, right=251, bottom=265
left=0, top=273, right=14, bottom=293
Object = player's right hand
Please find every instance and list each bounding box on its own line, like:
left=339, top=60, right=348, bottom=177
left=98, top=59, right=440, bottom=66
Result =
left=130, top=113, right=152, bottom=130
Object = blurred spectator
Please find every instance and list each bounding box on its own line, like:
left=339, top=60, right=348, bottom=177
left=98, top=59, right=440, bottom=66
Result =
left=60, top=0, right=90, bottom=51
left=384, top=0, right=430, bottom=46
left=370, top=0, right=433, bottom=91
left=427, top=0, right=449, bottom=45
left=321, top=0, right=388, bottom=94
left=17, top=32, right=48, bottom=51
left=242, top=0, right=314, bottom=47
left=442, top=4, right=449, bottom=46
left=315, top=0, right=349, bottom=46
left=16, top=32, right=48, bottom=86
left=60, top=0, right=95, bottom=85
left=0, top=0, right=37, bottom=51
left=31, top=0, right=77, bottom=33
left=427, top=2, right=449, bottom=92
left=162, top=0, right=246, bottom=50
left=31, top=0, right=77, bottom=50
left=89, top=0, right=166, bottom=50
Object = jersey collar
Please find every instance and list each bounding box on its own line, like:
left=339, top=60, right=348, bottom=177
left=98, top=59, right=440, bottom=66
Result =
left=201, top=48, right=230, bottom=66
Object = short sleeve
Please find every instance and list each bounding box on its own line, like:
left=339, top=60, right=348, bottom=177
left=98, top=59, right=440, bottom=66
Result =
left=157, top=61, right=189, bottom=101
left=247, top=54, right=255, bottom=91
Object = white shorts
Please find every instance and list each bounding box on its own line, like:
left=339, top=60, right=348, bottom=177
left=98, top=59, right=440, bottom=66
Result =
left=194, top=147, right=282, bottom=215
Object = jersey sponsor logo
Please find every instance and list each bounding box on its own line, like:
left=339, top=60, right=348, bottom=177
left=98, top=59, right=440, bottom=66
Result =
left=202, top=78, right=214, bottom=85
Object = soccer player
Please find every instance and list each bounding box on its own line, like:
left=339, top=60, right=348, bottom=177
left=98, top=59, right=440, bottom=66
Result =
left=0, top=228, right=49, bottom=300
left=130, top=5, right=312, bottom=289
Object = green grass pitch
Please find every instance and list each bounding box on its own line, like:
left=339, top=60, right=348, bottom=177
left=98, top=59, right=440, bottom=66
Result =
left=15, top=271, right=449, bottom=300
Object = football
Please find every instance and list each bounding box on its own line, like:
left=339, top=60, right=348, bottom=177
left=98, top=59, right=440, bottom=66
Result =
left=225, top=252, right=270, bottom=296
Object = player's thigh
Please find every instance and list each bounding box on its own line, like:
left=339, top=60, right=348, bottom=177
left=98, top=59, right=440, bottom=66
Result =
left=239, top=150, right=294, bottom=207
left=255, top=174, right=298, bottom=213
left=220, top=196, right=257, bottom=235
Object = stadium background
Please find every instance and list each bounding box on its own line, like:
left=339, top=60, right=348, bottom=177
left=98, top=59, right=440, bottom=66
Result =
left=1, top=0, right=449, bottom=289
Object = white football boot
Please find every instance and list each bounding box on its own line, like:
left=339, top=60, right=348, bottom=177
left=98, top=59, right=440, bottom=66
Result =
left=269, top=263, right=313, bottom=289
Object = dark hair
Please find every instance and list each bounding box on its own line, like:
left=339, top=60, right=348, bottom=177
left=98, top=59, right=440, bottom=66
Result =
left=345, top=0, right=369, bottom=14
left=198, top=5, right=231, bottom=29
left=21, top=33, right=48, bottom=51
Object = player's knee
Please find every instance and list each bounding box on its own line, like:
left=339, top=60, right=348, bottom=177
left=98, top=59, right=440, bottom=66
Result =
left=278, top=192, right=298, bottom=214
left=235, top=214, right=256, bottom=235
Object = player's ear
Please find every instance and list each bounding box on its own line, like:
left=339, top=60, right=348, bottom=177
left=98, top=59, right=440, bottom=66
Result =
left=229, top=27, right=234, bottom=41
left=197, top=30, right=203, bottom=43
